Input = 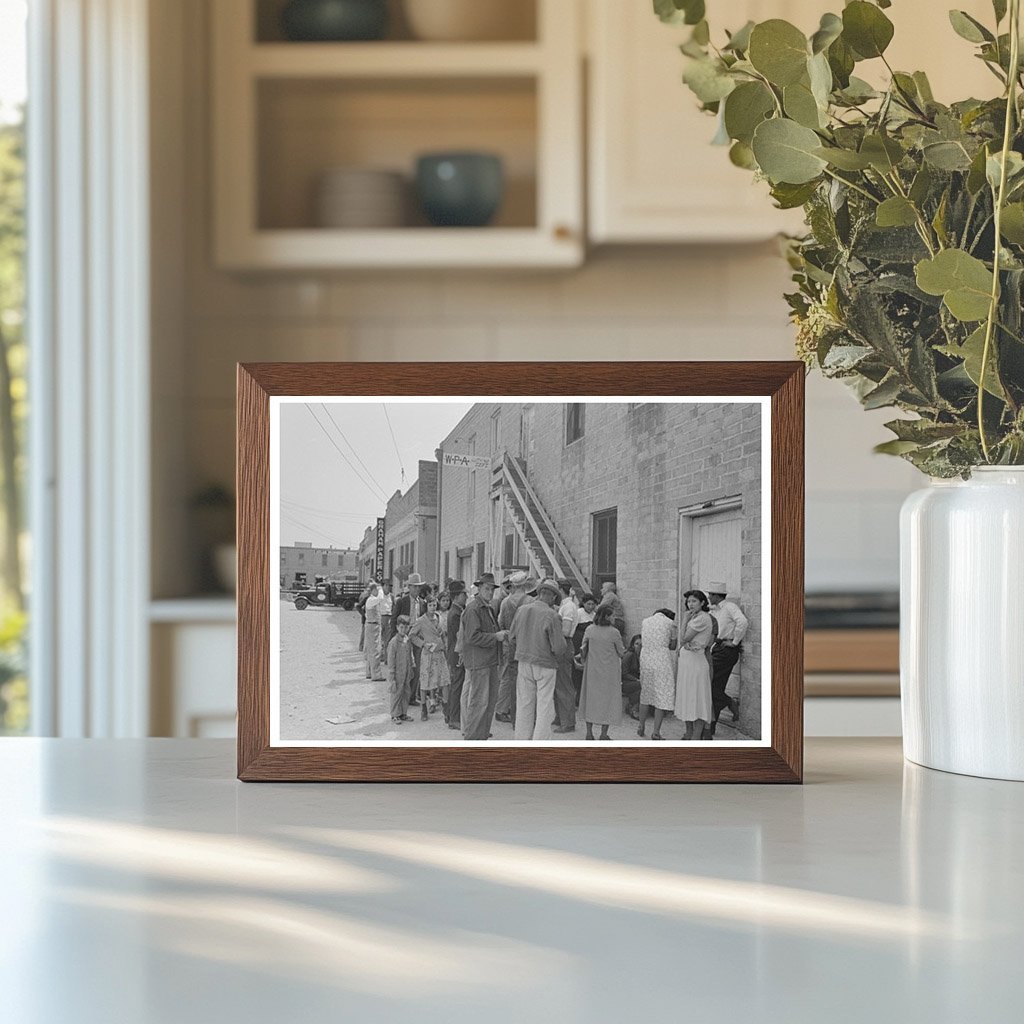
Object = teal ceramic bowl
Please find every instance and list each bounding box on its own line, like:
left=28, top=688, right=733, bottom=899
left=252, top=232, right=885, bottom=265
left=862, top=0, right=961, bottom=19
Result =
left=281, top=0, right=388, bottom=42
left=415, top=153, right=505, bottom=228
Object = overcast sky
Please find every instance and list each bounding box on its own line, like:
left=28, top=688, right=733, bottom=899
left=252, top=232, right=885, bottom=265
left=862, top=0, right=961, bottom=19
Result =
left=279, top=401, right=473, bottom=549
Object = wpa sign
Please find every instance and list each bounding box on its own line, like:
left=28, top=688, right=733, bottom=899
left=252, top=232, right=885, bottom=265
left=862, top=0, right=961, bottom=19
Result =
left=441, top=451, right=490, bottom=470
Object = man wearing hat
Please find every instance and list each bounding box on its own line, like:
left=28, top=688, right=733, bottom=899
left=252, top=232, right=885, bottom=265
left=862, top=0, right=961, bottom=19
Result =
left=494, top=571, right=534, bottom=724
left=444, top=580, right=468, bottom=729
left=458, top=572, right=509, bottom=740
left=706, top=581, right=748, bottom=730
left=509, top=578, right=566, bottom=740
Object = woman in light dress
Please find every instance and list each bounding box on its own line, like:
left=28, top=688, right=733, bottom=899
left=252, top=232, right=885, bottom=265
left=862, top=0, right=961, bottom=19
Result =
left=408, top=596, right=451, bottom=722
left=675, top=589, right=714, bottom=740
left=637, top=608, right=677, bottom=740
left=579, top=604, right=626, bottom=740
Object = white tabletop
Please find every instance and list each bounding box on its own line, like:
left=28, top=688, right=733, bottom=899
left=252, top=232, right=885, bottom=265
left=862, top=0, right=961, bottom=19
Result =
left=1, top=738, right=1020, bottom=1024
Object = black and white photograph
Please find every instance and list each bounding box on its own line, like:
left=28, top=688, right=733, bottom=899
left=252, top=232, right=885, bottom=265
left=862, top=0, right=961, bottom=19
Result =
left=269, top=397, right=770, bottom=746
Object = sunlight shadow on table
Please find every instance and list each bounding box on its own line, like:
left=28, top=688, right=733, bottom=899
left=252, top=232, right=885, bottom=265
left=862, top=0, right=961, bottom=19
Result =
left=289, top=826, right=969, bottom=943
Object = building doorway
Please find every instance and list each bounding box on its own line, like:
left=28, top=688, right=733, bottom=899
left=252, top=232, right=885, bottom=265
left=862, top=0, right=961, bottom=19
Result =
left=591, top=507, right=617, bottom=595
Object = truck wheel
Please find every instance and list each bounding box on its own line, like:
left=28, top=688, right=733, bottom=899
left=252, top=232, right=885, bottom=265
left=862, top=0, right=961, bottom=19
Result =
left=342, top=599, right=355, bottom=611
left=294, top=597, right=308, bottom=610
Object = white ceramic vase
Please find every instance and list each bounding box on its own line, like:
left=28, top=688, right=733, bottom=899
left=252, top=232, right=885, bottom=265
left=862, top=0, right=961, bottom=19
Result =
left=900, top=467, right=1024, bottom=780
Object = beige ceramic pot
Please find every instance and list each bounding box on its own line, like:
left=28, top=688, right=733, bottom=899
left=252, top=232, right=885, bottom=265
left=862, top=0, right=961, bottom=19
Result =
left=403, top=0, right=535, bottom=41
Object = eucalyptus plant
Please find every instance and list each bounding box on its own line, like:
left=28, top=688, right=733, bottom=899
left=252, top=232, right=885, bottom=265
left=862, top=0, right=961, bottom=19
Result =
left=657, top=0, right=1024, bottom=476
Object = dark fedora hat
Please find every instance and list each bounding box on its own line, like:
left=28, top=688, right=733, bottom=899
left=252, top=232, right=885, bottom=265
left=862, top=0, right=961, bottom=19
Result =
left=474, top=572, right=497, bottom=587
left=447, top=579, right=467, bottom=596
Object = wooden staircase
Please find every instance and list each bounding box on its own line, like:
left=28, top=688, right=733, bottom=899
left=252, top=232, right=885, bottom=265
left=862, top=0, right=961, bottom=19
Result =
left=501, top=452, right=589, bottom=595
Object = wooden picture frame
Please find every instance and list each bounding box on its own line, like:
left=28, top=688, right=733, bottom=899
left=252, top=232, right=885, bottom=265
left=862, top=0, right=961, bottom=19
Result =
left=237, top=362, right=804, bottom=782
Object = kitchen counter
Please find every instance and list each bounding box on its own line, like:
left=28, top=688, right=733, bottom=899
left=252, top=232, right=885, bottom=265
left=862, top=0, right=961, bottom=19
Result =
left=1, top=738, right=1019, bottom=1023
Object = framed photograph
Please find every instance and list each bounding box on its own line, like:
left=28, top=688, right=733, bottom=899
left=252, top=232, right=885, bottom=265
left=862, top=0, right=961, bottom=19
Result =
left=237, top=362, right=803, bottom=782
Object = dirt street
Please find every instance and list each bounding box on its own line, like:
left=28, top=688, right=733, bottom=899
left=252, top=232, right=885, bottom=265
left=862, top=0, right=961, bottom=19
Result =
left=277, top=600, right=748, bottom=743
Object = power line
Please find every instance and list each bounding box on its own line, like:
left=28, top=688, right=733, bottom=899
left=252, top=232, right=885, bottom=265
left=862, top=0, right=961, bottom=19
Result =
left=281, top=499, right=380, bottom=522
left=322, top=405, right=393, bottom=501
left=280, top=510, right=348, bottom=547
left=382, top=404, right=406, bottom=485
left=305, top=405, right=391, bottom=504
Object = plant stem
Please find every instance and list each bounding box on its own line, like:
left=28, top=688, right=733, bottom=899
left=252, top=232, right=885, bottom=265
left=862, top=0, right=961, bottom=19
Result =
left=822, top=168, right=880, bottom=205
left=979, top=0, right=1021, bottom=462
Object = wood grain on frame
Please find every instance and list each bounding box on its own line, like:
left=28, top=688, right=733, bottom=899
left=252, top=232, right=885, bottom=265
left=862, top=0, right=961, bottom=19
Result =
left=237, top=362, right=804, bottom=783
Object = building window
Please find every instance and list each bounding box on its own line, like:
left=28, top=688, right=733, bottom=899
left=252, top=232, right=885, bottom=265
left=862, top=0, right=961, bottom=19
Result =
left=469, top=435, right=477, bottom=501
left=476, top=541, right=486, bottom=577
left=280, top=554, right=285, bottom=564
left=504, top=533, right=515, bottom=569
left=388, top=549, right=394, bottom=579
left=322, top=554, right=328, bottom=566
left=409, top=540, right=415, bottom=567
left=298, top=552, right=304, bottom=562
left=490, top=409, right=500, bottom=453
left=444, top=550, right=450, bottom=582
left=592, top=508, right=617, bottom=593
left=566, top=404, right=585, bottom=445
left=337, top=554, right=343, bottom=567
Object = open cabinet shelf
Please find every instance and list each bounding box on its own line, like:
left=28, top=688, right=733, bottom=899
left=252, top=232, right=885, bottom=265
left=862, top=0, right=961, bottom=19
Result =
left=212, top=0, right=583, bottom=269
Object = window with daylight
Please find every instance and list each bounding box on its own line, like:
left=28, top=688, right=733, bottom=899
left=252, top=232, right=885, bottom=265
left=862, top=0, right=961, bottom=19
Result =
left=0, top=0, right=28, bottom=735
left=566, top=403, right=585, bottom=445
left=592, top=508, right=617, bottom=593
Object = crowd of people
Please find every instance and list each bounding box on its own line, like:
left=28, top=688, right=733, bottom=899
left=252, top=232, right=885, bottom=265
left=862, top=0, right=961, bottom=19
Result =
left=352, top=571, right=749, bottom=742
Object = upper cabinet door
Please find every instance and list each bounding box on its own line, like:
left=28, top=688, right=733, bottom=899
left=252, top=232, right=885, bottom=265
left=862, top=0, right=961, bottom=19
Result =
left=587, top=0, right=807, bottom=244
left=587, top=0, right=1000, bottom=245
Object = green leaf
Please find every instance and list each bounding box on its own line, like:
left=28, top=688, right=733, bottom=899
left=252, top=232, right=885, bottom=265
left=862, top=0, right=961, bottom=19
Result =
left=814, top=146, right=872, bottom=170
left=808, top=51, right=833, bottom=109
left=993, top=0, right=1008, bottom=24
left=784, top=80, right=824, bottom=129
left=1000, top=203, right=1024, bottom=245
left=724, top=20, right=755, bottom=53
left=682, top=57, right=736, bottom=104
left=986, top=150, right=1024, bottom=191
left=827, top=36, right=856, bottom=89
left=860, top=133, right=904, bottom=173
left=915, top=249, right=994, bottom=322
left=939, top=326, right=1006, bottom=398
left=729, top=140, right=757, bottom=169
left=723, top=81, right=775, bottom=144
left=909, top=164, right=933, bottom=205
left=810, top=13, right=843, bottom=54
left=770, top=180, right=820, bottom=209
left=653, top=0, right=705, bottom=26
left=748, top=20, right=809, bottom=87
left=948, top=10, right=994, bottom=44
left=862, top=374, right=903, bottom=409
left=874, top=439, right=922, bottom=455
left=923, top=140, right=973, bottom=171
left=967, top=144, right=991, bottom=194
left=913, top=71, right=935, bottom=104
left=842, top=1, right=895, bottom=59
left=751, top=118, right=828, bottom=184
left=691, top=19, right=710, bottom=45
left=884, top=418, right=963, bottom=443
left=876, top=197, right=918, bottom=228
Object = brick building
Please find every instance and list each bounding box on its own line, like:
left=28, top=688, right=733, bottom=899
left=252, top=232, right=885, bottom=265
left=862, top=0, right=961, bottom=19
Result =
left=382, top=460, right=438, bottom=588
left=357, top=525, right=377, bottom=584
left=280, top=542, right=358, bottom=588
left=436, top=401, right=764, bottom=738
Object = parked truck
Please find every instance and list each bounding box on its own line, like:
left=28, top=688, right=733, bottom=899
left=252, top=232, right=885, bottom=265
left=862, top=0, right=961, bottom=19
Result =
left=291, top=578, right=363, bottom=611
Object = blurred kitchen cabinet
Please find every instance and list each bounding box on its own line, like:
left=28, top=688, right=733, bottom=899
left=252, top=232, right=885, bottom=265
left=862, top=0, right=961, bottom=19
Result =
left=586, top=0, right=995, bottom=244
left=150, top=601, right=237, bottom=738
left=212, top=0, right=583, bottom=268
left=587, top=0, right=810, bottom=243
